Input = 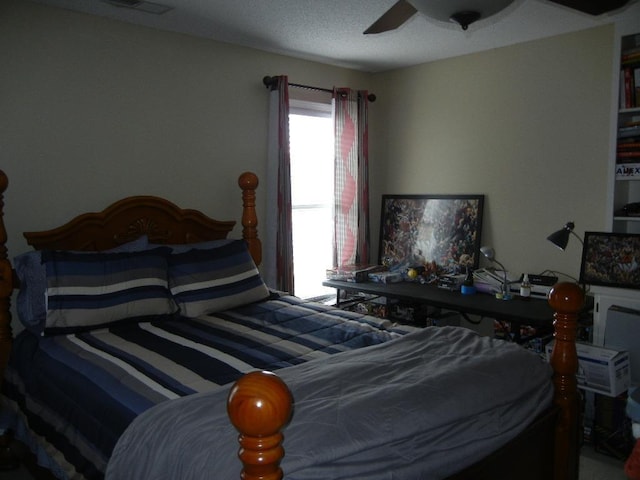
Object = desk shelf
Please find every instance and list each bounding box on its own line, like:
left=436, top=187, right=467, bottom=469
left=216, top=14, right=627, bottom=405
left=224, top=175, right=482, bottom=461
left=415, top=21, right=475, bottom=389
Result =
left=325, top=279, right=557, bottom=326
left=323, top=280, right=590, bottom=352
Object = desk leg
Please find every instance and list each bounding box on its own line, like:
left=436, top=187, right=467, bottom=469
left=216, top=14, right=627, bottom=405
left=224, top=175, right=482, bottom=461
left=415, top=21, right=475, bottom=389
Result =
left=511, top=321, right=522, bottom=343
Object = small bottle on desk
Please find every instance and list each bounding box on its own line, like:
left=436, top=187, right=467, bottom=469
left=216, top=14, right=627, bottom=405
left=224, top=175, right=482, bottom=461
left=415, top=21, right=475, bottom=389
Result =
left=519, top=274, right=531, bottom=299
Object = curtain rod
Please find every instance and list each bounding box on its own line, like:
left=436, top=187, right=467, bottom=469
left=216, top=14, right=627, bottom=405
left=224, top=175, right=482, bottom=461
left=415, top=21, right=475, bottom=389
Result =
left=262, top=76, right=376, bottom=102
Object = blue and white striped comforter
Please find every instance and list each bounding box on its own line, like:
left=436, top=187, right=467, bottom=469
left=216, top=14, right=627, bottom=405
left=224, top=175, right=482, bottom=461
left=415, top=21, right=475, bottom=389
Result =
left=1, top=293, right=417, bottom=480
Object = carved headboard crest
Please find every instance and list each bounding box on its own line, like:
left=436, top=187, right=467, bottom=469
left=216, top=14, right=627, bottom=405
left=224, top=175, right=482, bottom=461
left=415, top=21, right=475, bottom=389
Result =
left=23, top=196, right=236, bottom=252
left=115, top=217, right=172, bottom=245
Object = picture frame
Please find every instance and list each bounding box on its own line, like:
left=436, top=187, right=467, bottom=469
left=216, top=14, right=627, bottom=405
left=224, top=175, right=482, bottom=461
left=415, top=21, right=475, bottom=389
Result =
left=579, top=231, right=640, bottom=290
left=378, top=194, right=484, bottom=275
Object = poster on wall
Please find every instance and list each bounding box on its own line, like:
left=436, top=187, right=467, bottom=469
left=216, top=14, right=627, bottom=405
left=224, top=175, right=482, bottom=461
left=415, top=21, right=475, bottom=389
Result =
left=579, top=232, right=640, bottom=289
left=378, top=194, right=484, bottom=275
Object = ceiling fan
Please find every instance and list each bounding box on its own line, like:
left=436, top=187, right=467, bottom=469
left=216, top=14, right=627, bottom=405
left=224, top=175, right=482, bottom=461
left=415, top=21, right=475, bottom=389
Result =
left=364, top=0, right=635, bottom=33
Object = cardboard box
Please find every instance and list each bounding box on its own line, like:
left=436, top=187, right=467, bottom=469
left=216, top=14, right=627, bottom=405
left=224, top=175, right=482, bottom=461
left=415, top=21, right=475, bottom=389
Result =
left=593, top=392, right=634, bottom=459
left=546, top=341, right=630, bottom=397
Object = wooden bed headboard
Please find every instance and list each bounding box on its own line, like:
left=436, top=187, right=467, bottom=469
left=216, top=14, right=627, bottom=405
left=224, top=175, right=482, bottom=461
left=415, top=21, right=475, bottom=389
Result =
left=21, top=171, right=261, bottom=264
left=0, top=170, right=261, bottom=377
left=22, top=196, right=237, bottom=252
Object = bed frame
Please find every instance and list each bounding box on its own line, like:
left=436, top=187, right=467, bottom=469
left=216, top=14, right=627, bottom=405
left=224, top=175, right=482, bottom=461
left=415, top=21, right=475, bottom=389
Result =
left=0, top=169, right=261, bottom=379
left=0, top=168, right=582, bottom=480
left=227, top=283, right=584, bottom=480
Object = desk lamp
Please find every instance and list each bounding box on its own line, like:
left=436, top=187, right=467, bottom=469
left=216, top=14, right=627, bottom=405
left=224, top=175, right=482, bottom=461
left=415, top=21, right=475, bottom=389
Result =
left=547, top=222, right=584, bottom=250
left=546, top=221, right=586, bottom=291
left=480, top=246, right=511, bottom=300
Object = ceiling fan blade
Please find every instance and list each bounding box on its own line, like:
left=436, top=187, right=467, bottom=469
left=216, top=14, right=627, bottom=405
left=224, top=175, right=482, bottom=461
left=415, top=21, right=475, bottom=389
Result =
left=547, top=0, right=633, bottom=15
left=364, top=0, right=418, bottom=34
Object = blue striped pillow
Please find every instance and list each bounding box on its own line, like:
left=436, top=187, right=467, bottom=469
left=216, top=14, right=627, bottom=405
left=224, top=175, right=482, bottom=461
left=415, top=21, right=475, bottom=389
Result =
left=14, top=236, right=150, bottom=335
left=43, top=247, right=177, bottom=335
left=168, top=240, right=270, bottom=317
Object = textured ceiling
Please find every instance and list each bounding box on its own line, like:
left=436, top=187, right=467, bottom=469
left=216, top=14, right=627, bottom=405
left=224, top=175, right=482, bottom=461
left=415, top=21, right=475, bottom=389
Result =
left=30, top=0, right=640, bottom=72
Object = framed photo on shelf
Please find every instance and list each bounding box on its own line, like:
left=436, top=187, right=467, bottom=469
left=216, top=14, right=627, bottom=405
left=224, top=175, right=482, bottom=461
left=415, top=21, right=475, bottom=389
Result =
left=579, top=231, right=640, bottom=290
left=378, top=194, right=484, bottom=274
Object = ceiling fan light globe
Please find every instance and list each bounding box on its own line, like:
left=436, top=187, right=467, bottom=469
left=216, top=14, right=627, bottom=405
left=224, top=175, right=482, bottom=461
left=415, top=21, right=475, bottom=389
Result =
left=449, top=11, right=482, bottom=29
left=409, top=0, right=516, bottom=23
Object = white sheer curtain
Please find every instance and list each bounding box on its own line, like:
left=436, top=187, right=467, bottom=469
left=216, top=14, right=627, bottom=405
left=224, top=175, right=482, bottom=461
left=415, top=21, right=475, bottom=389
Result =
left=332, top=88, right=371, bottom=267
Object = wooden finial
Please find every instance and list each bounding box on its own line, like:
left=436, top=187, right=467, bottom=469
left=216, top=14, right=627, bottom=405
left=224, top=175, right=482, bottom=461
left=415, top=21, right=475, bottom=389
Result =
left=0, top=170, right=8, bottom=258
left=238, top=172, right=262, bottom=266
left=548, top=282, right=584, bottom=480
left=227, top=371, right=293, bottom=480
left=0, top=170, right=12, bottom=388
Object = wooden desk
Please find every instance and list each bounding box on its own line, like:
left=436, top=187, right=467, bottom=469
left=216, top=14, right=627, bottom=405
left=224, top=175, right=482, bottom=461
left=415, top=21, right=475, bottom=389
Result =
left=323, top=279, right=557, bottom=329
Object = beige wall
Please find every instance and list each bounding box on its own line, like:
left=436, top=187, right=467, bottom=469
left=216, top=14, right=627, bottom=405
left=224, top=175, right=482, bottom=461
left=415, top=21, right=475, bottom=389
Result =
left=370, top=26, right=615, bottom=280
left=0, top=0, right=620, bottom=293
left=0, top=0, right=369, bottom=259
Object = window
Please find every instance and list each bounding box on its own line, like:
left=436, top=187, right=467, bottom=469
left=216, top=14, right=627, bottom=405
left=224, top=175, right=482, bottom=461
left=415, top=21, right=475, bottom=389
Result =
left=289, top=100, right=335, bottom=300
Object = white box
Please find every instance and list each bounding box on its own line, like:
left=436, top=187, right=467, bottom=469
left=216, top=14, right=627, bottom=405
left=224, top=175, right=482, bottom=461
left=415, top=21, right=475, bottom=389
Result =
left=368, top=271, right=402, bottom=284
left=605, top=305, right=640, bottom=386
left=615, top=163, right=640, bottom=179
left=509, top=282, right=552, bottom=299
left=546, top=341, right=630, bottom=397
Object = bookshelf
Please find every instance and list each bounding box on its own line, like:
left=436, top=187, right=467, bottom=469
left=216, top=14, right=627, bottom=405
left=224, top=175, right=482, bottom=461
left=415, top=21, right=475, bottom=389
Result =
left=613, top=32, right=640, bottom=234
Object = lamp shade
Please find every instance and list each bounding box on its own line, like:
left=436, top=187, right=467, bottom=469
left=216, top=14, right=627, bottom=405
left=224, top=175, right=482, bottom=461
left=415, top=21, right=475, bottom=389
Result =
left=547, top=230, right=570, bottom=250
left=410, top=0, right=516, bottom=24
left=480, top=245, right=496, bottom=261
left=547, top=221, right=577, bottom=251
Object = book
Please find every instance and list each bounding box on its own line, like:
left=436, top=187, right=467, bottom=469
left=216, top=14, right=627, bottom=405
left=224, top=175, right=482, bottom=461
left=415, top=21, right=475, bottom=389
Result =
left=618, top=142, right=640, bottom=150
left=622, top=50, right=640, bottom=65
left=620, top=67, right=640, bottom=108
left=624, top=68, right=634, bottom=108
left=615, top=163, right=640, bottom=179
left=636, top=67, right=640, bottom=108
left=326, top=264, right=384, bottom=282
left=619, top=125, right=640, bottom=138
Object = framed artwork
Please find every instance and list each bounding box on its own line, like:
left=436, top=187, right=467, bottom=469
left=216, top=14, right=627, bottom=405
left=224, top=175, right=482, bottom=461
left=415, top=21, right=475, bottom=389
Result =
left=378, top=194, right=484, bottom=275
left=579, top=231, right=640, bottom=289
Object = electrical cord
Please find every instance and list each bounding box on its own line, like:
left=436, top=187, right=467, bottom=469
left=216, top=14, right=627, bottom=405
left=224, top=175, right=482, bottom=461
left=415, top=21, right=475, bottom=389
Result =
left=461, top=311, right=483, bottom=325
left=538, top=269, right=589, bottom=295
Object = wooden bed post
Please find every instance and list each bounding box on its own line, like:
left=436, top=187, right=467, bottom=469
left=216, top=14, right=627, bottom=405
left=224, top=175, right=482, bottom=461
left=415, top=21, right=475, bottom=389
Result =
left=0, top=170, right=12, bottom=385
left=238, top=172, right=262, bottom=266
left=227, top=371, right=293, bottom=480
left=548, top=282, right=583, bottom=480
